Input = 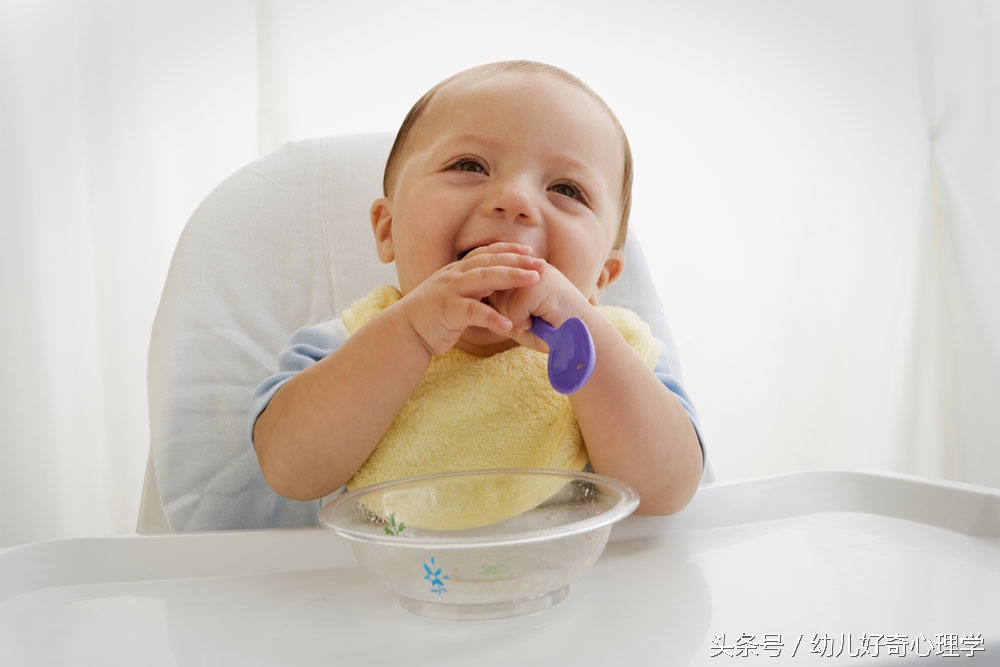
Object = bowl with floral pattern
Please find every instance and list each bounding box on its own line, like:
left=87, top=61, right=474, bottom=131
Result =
left=319, top=468, right=639, bottom=620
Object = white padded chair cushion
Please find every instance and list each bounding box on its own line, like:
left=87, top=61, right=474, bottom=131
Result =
left=148, top=133, right=690, bottom=531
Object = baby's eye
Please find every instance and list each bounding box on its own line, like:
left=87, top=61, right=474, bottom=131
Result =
left=550, top=182, right=584, bottom=201
left=451, top=159, right=487, bottom=174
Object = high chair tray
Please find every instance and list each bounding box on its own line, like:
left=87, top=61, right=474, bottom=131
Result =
left=1, top=470, right=997, bottom=665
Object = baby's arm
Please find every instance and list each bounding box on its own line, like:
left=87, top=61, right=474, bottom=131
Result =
left=569, top=310, right=703, bottom=515
left=253, top=244, right=543, bottom=500
left=492, top=263, right=703, bottom=516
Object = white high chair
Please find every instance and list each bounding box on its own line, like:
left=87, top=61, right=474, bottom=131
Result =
left=140, top=133, right=693, bottom=533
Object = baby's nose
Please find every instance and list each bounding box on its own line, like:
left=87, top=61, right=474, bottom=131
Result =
left=488, top=179, right=540, bottom=223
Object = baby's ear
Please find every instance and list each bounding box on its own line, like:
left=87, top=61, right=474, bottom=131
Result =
left=590, top=249, right=625, bottom=305
left=599, top=249, right=625, bottom=290
left=370, top=198, right=395, bottom=263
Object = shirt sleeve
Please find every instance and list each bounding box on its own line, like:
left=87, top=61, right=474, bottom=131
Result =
left=249, top=318, right=350, bottom=445
left=651, top=337, right=708, bottom=478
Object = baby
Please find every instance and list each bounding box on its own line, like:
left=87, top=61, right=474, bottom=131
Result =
left=252, top=60, right=703, bottom=515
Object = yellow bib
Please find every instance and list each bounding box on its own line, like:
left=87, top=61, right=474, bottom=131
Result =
left=342, top=286, right=657, bottom=528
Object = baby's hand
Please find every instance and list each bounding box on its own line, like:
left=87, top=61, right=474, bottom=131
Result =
left=487, top=261, right=594, bottom=353
left=396, top=243, right=544, bottom=355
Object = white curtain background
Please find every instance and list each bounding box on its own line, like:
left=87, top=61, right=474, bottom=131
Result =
left=1, top=0, right=997, bottom=547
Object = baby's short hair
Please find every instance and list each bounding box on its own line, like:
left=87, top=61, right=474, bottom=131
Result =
left=382, top=60, right=633, bottom=249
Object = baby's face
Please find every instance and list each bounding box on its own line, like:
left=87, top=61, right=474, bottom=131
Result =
left=373, top=70, right=625, bottom=311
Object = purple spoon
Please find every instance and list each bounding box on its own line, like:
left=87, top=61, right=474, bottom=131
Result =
left=529, top=317, right=596, bottom=394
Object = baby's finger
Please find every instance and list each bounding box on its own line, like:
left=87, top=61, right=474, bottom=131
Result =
left=487, top=289, right=535, bottom=334
left=459, top=265, right=541, bottom=299
left=460, top=251, right=544, bottom=274
left=448, top=299, right=513, bottom=334
left=463, top=242, right=535, bottom=259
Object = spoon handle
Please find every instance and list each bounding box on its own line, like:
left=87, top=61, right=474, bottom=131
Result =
left=529, top=317, right=557, bottom=342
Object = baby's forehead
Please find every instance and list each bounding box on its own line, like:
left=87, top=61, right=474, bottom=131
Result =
left=421, top=71, right=624, bottom=152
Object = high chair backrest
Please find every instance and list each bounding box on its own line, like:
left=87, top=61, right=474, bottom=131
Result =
left=141, top=133, right=686, bottom=533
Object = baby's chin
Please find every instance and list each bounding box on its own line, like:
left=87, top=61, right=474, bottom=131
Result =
left=454, top=326, right=520, bottom=357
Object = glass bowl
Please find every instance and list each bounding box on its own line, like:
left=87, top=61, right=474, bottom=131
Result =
left=319, top=468, right=639, bottom=620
